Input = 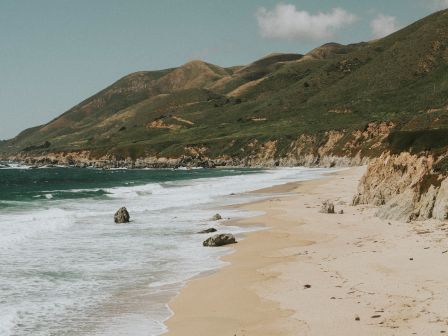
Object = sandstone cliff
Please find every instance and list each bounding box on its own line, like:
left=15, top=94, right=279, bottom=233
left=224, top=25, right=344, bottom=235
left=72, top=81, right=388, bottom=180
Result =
left=353, top=152, right=448, bottom=222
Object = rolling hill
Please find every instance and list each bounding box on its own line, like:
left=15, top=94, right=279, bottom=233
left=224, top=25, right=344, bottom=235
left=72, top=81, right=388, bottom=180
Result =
left=2, top=9, right=448, bottom=168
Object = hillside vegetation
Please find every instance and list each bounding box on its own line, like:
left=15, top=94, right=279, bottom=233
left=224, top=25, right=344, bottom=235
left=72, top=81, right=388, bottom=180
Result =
left=2, top=10, right=448, bottom=166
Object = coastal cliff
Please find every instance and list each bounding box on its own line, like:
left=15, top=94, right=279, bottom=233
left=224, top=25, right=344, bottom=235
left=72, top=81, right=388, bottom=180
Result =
left=7, top=122, right=391, bottom=168
left=354, top=152, right=448, bottom=221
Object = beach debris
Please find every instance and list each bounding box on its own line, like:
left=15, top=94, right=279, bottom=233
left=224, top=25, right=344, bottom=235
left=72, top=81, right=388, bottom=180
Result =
left=355, top=315, right=360, bottom=321
left=114, top=207, right=130, bottom=223
left=304, top=284, right=312, bottom=289
left=203, top=233, right=236, bottom=247
left=212, top=213, right=222, bottom=221
left=371, top=315, right=382, bottom=319
left=320, top=200, right=335, bottom=214
left=197, top=228, right=217, bottom=234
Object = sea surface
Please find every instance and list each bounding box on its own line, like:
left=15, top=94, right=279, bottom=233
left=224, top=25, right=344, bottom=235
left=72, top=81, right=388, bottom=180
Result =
left=0, top=165, right=332, bottom=336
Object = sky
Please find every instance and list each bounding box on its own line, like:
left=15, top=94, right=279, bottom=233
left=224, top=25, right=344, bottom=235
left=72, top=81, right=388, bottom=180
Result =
left=0, top=0, right=446, bottom=139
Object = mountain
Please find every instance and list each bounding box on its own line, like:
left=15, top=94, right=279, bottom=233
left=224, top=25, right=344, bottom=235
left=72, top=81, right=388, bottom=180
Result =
left=2, top=10, right=448, bottom=169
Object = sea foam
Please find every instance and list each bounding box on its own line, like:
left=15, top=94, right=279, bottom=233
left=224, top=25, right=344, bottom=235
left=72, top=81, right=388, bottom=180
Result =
left=0, top=167, right=332, bottom=336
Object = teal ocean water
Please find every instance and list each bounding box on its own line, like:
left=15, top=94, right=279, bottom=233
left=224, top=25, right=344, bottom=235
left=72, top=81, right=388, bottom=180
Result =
left=0, top=165, right=331, bottom=336
left=0, top=167, right=262, bottom=206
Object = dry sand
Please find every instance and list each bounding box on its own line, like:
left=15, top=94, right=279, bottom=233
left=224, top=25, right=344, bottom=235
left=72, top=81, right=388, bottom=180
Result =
left=164, top=167, right=448, bottom=335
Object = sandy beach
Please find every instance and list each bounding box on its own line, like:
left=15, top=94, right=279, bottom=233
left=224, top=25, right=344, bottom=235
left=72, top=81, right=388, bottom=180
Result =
left=164, top=166, right=448, bottom=335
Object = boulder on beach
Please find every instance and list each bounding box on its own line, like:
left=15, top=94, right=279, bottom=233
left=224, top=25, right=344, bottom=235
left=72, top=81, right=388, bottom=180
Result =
left=114, top=207, right=130, bottom=223
left=203, top=233, right=237, bottom=247
left=320, top=200, right=335, bottom=214
left=212, top=213, right=222, bottom=221
left=197, top=228, right=217, bottom=234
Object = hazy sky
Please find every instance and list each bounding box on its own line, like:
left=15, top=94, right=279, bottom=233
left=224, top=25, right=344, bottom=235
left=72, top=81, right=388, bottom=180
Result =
left=0, top=0, right=445, bottom=139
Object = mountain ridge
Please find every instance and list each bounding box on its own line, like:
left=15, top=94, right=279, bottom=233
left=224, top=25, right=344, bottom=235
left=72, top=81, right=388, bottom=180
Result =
left=2, top=9, right=448, bottom=171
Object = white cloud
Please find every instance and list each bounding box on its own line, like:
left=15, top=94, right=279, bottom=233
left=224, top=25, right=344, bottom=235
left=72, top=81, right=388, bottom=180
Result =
left=432, top=0, right=448, bottom=9
left=370, top=14, right=400, bottom=39
left=256, top=4, right=357, bottom=40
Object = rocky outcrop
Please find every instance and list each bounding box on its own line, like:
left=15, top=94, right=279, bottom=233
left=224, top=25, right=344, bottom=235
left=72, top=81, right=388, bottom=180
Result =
left=320, top=200, right=335, bottom=214
left=354, top=152, right=448, bottom=221
left=197, top=228, right=217, bottom=234
left=114, top=207, right=130, bottom=223
left=203, top=233, right=237, bottom=247
left=432, top=179, right=448, bottom=220
left=8, top=152, right=217, bottom=169
left=211, top=213, right=222, bottom=221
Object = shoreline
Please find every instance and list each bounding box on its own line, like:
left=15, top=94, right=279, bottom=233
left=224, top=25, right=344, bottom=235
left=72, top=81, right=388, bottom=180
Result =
left=163, top=166, right=448, bottom=335
left=162, top=167, right=348, bottom=335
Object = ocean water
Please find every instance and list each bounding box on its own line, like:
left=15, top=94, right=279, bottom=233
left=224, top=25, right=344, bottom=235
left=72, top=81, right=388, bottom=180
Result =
left=0, top=165, right=332, bottom=336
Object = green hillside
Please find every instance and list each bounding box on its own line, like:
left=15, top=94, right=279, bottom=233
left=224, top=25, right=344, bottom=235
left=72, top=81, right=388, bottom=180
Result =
left=2, top=9, right=448, bottom=164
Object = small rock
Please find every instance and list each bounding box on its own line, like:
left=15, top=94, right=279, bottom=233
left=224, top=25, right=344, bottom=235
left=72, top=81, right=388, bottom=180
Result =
left=352, top=194, right=361, bottom=206
left=203, top=233, right=237, bottom=247
left=114, top=207, right=130, bottom=223
left=355, top=315, right=360, bottom=321
left=320, top=200, right=335, bottom=214
left=212, top=213, right=222, bottom=221
left=338, top=210, right=344, bottom=214
left=371, top=315, right=382, bottom=319
left=304, top=284, right=312, bottom=289
left=409, top=258, right=414, bottom=261
left=197, top=228, right=217, bottom=234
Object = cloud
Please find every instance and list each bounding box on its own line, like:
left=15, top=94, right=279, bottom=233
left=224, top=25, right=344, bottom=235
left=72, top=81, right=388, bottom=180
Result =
left=370, top=14, right=400, bottom=39
left=431, top=0, right=448, bottom=9
left=256, top=4, right=357, bottom=40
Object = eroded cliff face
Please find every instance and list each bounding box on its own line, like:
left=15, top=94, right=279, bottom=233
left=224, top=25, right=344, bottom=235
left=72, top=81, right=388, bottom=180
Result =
left=353, top=152, right=448, bottom=222
left=6, top=122, right=393, bottom=169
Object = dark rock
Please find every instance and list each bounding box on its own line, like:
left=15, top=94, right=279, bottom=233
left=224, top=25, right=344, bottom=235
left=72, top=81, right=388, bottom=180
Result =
left=203, top=233, right=237, bottom=247
left=212, top=213, right=222, bottom=221
left=304, top=284, right=312, bottom=289
left=338, top=209, right=344, bottom=214
left=320, top=200, right=335, bottom=214
left=198, top=228, right=217, bottom=234
left=114, top=207, right=130, bottom=223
